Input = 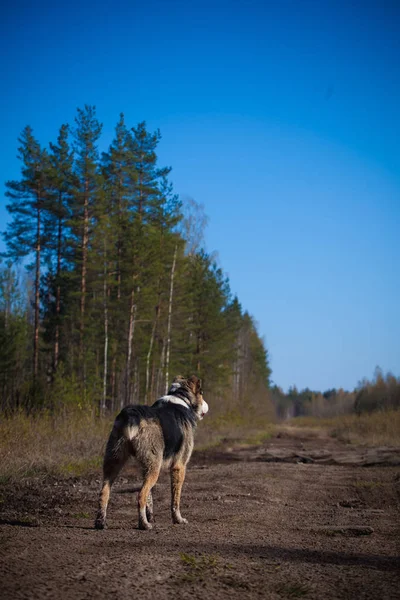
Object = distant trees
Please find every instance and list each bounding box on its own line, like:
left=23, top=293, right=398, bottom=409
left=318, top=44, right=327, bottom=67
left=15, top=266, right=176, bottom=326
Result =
left=272, top=385, right=356, bottom=419
left=354, top=368, right=400, bottom=414
left=272, top=367, right=400, bottom=419
left=1, top=107, right=272, bottom=414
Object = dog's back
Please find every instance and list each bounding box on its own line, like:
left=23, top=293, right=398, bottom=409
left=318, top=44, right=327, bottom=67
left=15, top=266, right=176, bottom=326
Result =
left=109, top=402, right=197, bottom=465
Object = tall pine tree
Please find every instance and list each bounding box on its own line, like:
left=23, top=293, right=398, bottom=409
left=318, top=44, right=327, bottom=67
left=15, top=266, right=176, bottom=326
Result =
left=70, top=106, right=102, bottom=383
left=44, top=124, right=75, bottom=372
left=4, top=126, right=49, bottom=378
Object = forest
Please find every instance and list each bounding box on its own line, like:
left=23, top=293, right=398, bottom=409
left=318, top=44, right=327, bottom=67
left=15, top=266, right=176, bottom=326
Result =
left=1, top=105, right=398, bottom=421
left=0, top=105, right=271, bottom=415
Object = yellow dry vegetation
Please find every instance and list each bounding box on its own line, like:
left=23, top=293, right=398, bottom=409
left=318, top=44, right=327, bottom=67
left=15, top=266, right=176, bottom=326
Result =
left=290, top=410, right=400, bottom=447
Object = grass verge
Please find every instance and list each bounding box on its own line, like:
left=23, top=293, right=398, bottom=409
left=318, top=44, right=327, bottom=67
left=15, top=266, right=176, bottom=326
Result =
left=0, top=408, right=275, bottom=482
left=4, top=407, right=396, bottom=483
left=0, top=410, right=111, bottom=482
left=289, top=410, right=400, bottom=447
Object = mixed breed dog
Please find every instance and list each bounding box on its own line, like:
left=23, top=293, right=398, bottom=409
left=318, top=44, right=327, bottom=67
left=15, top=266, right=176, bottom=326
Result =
left=95, top=375, right=209, bottom=531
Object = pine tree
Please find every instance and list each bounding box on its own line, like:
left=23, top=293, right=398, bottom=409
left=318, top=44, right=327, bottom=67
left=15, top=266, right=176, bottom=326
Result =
left=4, top=126, right=49, bottom=378
left=102, top=113, right=137, bottom=300
left=143, top=176, right=182, bottom=402
left=122, top=122, right=171, bottom=403
left=129, top=122, right=171, bottom=220
left=171, top=250, right=231, bottom=383
left=101, top=114, right=137, bottom=407
left=87, top=185, right=115, bottom=414
left=44, top=124, right=75, bottom=372
left=70, top=106, right=102, bottom=381
left=224, top=296, right=243, bottom=401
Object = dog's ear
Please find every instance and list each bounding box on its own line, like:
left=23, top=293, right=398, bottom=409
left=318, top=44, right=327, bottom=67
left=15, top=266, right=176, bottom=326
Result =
left=172, top=375, right=185, bottom=383
left=187, top=375, right=201, bottom=394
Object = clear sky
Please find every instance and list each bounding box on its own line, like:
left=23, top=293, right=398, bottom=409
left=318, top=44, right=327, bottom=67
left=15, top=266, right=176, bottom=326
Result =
left=1, top=0, right=399, bottom=391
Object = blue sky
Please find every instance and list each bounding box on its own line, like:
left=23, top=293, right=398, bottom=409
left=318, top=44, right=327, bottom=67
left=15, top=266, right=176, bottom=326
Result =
left=1, top=0, right=399, bottom=391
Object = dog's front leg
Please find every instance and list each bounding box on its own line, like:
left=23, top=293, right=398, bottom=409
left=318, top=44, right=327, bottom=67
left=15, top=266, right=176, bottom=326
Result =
left=170, top=464, right=188, bottom=524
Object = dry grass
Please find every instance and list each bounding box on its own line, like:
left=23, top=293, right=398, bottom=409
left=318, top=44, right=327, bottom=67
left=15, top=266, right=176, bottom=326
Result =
left=0, top=408, right=275, bottom=482
left=2, top=407, right=397, bottom=483
left=0, top=410, right=112, bottom=482
left=290, top=410, right=400, bottom=447
left=194, top=409, right=276, bottom=450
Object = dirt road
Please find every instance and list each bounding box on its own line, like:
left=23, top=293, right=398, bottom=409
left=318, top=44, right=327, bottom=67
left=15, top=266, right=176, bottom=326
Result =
left=1, top=429, right=399, bottom=599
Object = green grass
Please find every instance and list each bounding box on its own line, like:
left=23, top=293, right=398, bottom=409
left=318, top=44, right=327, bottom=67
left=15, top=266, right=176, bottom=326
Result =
left=354, top=480, right=384, bottom=489
left=71, top=511, right=91, bottom=519
left=180, top=552, right=219, bottom=569
left=179, top=553, right=219, bottom=582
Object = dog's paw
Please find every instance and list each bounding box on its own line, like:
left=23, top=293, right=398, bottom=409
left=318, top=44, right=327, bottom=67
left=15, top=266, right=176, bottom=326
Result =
left=146, top=510, right=154, bottom=523
left=173, top=517, right=189, bottom=525
left=94, top=519, right=107, bottom=530
left=138, top=520, right=153, bottom=531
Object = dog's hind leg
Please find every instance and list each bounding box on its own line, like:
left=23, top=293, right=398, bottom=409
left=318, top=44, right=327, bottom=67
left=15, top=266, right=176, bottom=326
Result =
left=170, top=463, right=188, bottom=525
left=138, top=463, right=161, bottom=530
left=95, top=431, right=128, bottom=530
left=146, top=491, right=154, bottom=523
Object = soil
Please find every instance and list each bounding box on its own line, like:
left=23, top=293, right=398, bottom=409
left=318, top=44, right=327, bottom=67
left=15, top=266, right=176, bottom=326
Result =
left=1, top=428, right=399, bottom=599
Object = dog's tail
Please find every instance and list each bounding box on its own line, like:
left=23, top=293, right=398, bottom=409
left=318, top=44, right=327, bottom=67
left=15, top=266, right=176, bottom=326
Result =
left=104, top=413, right=139, bottom=463
left=122, top=423, right=139, bottom=441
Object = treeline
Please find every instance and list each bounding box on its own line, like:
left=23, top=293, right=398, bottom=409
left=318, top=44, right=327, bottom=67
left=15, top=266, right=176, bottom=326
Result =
left=272, top=368, right=400, bottom=419
left=0, top=106, right=271, bottom=414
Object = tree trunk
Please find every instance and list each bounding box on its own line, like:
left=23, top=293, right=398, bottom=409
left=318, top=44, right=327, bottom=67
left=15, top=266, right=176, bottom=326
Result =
left=101, top=238, right=108, bottom=416
left=157, top=339, right=166, bottom=398
left=196, top=330, right=202, bottom=374
left=125, top=287, right=137, bottom=406
left=111, top=355, right=116, bottom=411
left=117, top=187, right=122, bottom=300
left=164, top=244, right=177, bottom=393
left=138, top=166, right=143, bottom=217
left=145, top=303, right=160, bottom=404
left=33, top=204, right=41, bottom=378
left=80, top=181, right=89, bottom=368
left=133, top=360, right=139, bottom=404
left=54, top=194, right=62, bottom=372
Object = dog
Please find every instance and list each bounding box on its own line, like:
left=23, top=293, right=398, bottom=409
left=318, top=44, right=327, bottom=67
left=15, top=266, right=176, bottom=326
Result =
left=94, top=375, right=209, bottom=530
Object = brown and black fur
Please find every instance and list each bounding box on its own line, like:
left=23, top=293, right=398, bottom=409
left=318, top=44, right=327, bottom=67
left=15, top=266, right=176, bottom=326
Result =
left=94, top=375, right=208, bottom=531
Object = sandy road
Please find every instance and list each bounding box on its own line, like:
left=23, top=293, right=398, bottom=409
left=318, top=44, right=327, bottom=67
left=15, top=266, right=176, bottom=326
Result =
left=1, top=430, right=399, bottom=599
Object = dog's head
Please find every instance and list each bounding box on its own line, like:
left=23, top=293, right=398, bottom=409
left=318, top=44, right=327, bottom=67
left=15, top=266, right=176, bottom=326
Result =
left=170, top=375, right=209, bottom=420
